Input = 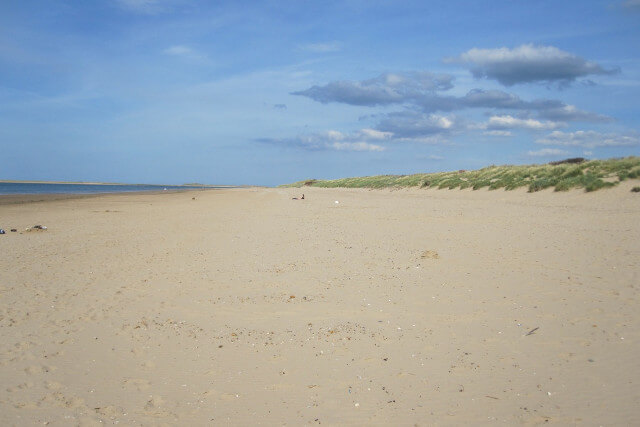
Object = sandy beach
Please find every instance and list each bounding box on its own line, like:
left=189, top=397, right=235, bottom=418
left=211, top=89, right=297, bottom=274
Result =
left=1, top=185, right=639, bottom=426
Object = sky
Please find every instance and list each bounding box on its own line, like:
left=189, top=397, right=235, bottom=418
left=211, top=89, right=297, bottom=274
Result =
left=1, top=0, right=639, bottom=186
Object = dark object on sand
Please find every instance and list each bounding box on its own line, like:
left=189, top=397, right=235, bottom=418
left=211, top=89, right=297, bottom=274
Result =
left=0, top=229, right=5, bottom=234
left=526, top=327, right=539, bottom=336
left=33, top=225, right=47, bottom=230
left=10, top=229, right=17, bottom=232
left=549, top=157, right=586, bottom=165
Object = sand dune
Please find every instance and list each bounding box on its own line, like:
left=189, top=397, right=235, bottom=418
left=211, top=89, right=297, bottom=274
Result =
left=1, top=184, right=639, bottom=425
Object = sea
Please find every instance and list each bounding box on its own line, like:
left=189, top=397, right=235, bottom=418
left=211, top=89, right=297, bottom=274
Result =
left=0, top=182, right=212, bottom=195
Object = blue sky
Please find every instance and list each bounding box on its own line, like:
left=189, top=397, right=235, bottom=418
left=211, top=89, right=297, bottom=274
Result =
left=1, top=0, right=639, bottom=185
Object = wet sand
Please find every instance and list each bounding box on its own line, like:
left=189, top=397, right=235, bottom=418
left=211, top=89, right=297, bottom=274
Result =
left=0, top=189, right=207, bottom=206
left=1, top=184, right=639, bottom=425
left=0, top=193, right=108, bottom=206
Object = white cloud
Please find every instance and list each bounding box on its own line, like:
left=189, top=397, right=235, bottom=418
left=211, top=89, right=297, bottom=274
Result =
left=536, top=130, right=640, bottom=148
left=326, top=130, right=345, bottom=140
left=358, top=128, right=393, bottom=140
left=527, top=148, right=570, bottom=157
left=483, top=130, right=512, bottom=137
left=376, top=112, right=457, bottom=138
left=459, top=45, right=566, bottom=63
left=331, top=141, right=385, bottom=151
left=436, top=116, right=453, bottom=129
left=257, top=128, right=389, bottom=152
left=486, top=115, right=564, bottom=130
left=448, top=44, right=618, bottom=86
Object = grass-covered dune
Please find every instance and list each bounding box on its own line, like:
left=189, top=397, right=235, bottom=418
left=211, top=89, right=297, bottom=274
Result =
left=281, top=156, right=640, bottom=192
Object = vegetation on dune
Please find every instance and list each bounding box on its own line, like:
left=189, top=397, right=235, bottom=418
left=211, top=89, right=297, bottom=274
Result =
left=280, top=156, right=640, bottom=193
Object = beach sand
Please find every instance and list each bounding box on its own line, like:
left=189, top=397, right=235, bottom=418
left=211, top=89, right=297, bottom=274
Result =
left=1, top=184, right=639, bottom=425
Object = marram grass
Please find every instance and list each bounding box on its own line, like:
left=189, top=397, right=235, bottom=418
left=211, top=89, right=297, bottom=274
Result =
left=280, top=156, right=640, bottom=193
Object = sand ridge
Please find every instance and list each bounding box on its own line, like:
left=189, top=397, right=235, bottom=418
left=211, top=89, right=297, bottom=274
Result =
left=1, top=185, right=639, bottom=425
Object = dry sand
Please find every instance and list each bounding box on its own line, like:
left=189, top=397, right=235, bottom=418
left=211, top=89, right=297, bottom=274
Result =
left=1, top=184, right=639, bottom=426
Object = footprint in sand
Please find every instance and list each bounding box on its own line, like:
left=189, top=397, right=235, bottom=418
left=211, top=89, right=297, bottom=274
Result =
left=14, top=341, right=34, bottom=351
left=130, top=346, right=146, bottom=356
left=420, top=250, right=440, bottom=259
left=122, top=377, right=152, bottom=391
left=13, top=401, right=39, bottom=409
left=24, top=365, right=54, bottom=375
left=94, top=405, right=126, bottom=419
left=45, top=381, right=62, bottom=390
left=144, top=395, right=176, bottom=418
left=6, top=382, right=34, bottom=392
left=41, top=391, right=86, bottom=409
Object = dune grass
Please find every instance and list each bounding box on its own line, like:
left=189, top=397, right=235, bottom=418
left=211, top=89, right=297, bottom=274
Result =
left=280, top=156, right=640, bottom=192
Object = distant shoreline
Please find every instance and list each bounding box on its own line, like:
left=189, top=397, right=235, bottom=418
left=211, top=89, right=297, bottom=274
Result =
left=0, top=180, right=236, bottom=187
left=0, top=181, right=247, bottom=205
left=0, top=187, right=226, bottom=205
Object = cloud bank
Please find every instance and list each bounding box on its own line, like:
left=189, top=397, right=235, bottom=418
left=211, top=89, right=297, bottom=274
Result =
left=293, top=76, right=609, bottom=124
left=292, top=72, right=454, bottom=106
left=290, top=69, right=611, bottom=145
left=447, top=44, right=619, bottom=86
left=280, top=44, right=625, bottom=154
